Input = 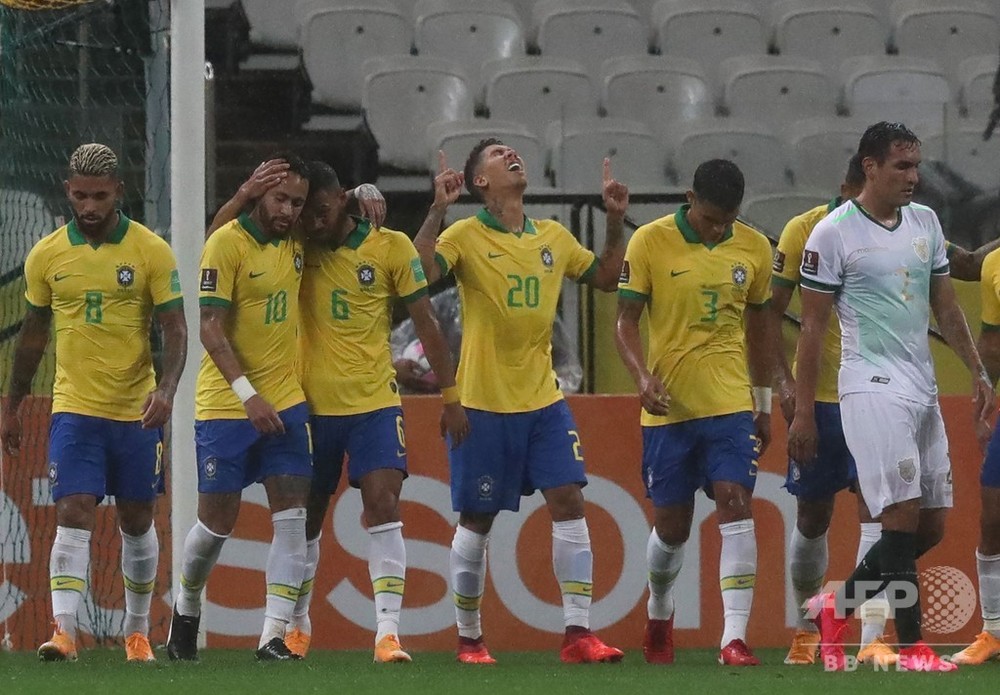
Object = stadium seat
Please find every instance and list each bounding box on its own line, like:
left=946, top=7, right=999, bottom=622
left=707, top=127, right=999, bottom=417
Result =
left=890, top=0, right=999, bottom=79
left=741, top=191, right=831, bottom=236
left=841, top=55, right=953, bottom=137
left=670, top=119, right=791, bottom=192
left=362, top=56, right=474, bottom=170
left=768, top=0, right=887, bottom=75
left=546, top=118, right=669, bottom=193
left=957, top=54, right=1000, bottom=120
left=241, top=0, right=302, bottom=48
left=923, top=125, right=1000, bottom=191
left=532, top=0, right=647, bottom=76
left=301, top=0, right=411, bottom=111
left=483, top=56, right=599, bottom=138
left=600, top=55, right=713, bottom=141
left=653, top=0, right=767, bottom=78
left=426, top=119, right=547, bottom=186
left=786, top=116, right=867, bottom=191
left=413, top=0, right=525, bottom=102
left=719, top=54, right=837, bottom=127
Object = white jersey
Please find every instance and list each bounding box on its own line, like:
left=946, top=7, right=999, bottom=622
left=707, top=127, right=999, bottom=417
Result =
left=799, top=200, right=949, bottom=405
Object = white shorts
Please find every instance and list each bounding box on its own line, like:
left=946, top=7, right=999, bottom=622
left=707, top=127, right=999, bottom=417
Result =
left=840, top=392, right=953, bottom=518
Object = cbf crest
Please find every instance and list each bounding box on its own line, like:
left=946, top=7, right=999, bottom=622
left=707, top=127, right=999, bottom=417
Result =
left=912, top=236, right=930, bottom=264
left=116, top=264, right=135, bottom=288
left=293, top=251, right=304, bottom=274
left=357, top=263, right=376, bottom=289
left=731, top=263, right=748, bottom=287
left=540, top=245, right=554, bottom=272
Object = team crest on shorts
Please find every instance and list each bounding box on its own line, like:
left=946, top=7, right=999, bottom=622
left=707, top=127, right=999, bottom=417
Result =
left=898, top=457, right=916, bottom=484
left=203, top=456, right=218, bottom=480
left=540, top=246, right=554, bottom=270
left=731, top=263, right=748, bottom=287
left=116, top=264, right=135, bottom=287
left=477, top=475, right=494, bottom=499
left=357, top=263, right=376, bottom=288
left=912, top=236, right=930, bottom=263
left=48, top=463, right=58, bottom=485
left=293, top=252, right=304, bottom=274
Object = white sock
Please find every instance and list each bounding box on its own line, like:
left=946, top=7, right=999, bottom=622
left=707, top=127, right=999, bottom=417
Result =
left=261, top=507, right=307, bottom=648
left=177, top=520, right=228, bottom=618
left=49, top=526, right=91, bottom=639
left=120, top=524, right=158, bottom=637
left=289, top=534, right=320, bottom=635
left=552, top=518, right=593, bottom=630
left=369, top=521, right=406, bottom=643
left=450, top=525, right=488, bottom=640
left=856, top=522, right=888, bottom=647
left=977, top=550, right=1000, bottom=637
left=646, top=529, right=684, bottom=621
left=788, top=527, right=827, bottom=632
left=719, top=519, right=756, bottom=648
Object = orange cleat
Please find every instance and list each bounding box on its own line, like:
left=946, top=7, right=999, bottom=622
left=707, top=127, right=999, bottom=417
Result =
left=719, top=639, right=760, bottom=666
left=808, top=592, right=850, bottom=671
left=951, top=631, right=1000, bottom=665
left=643, top=617, right=674, bottom=664
left=285, top=628, right=311, bottom=659
left=857, top=636, right=898, bottom=667
left=125, top=632, right=155, bottom=662
left=560, top=629, right=624, bottom=664
left=784, top=630, right=820, bottom=665
left=374, top=634, right=412, bottom=663
left=898, top=641, right=957, bottom=672
left=38, top=628, right=77, bottom=662
left=457, top=637, right=497, bottom=665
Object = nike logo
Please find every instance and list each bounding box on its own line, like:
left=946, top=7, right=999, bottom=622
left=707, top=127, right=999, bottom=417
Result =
left=384, top=581, right=404, bottom=589
left=396, top=450, right=406, bottom=458
left=670, top=269, right=690, bottom=277
left=53, top=273, right=74, bottom=282
left=249, top=271, right=266, bottom=278
left=52, top=579, right=77, bottom=588
left=487, top=252, right=506, bottom=259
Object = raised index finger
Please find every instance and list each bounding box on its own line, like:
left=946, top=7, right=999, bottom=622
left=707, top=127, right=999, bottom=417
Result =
left=438, top=150, right=448, bottom=174
left=602, top=157, right=611, bottom=184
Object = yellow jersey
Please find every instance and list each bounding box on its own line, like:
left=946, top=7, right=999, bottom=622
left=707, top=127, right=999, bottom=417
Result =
left=300, top=219, right=428, bottom=415
left=195, top=213, right=305, bottom=419
left=23, top=214, right=183, bottom=420
left=773, top=199, right=841, bottom=404
left=981, top=247, right=1000, bottom=330
left=435, top=208, right=597, bottom=413
left=618, top=205, right=773, bottom=426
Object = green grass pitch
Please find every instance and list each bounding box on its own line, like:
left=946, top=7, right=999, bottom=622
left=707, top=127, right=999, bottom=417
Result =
left=0, top=648, right=995, bottom=695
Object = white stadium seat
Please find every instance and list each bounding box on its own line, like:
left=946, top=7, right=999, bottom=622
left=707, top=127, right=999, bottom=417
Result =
left=547, top=118, right=669, bottom=193
left=720, top=54, right=837, bottom=127
left=769, top=0, right=887, bottom=75
left=923, top=125, right=1000, bottom=191
left=426, top=119, right=547, bottom=186
left=890, top=0, right=999, bottom=79
left=741, top=191, right=831, bottom=236
left=533, top=0, right=647, bottom=76
left=653, top=0, right=767, bottom=77
left=670, top=119, right=791, bottom=192
left=841, top=55, right=952, bottom=137
left=787, top=116, right=867, bottom=191
left=957, top=54, right=1000, bottom=120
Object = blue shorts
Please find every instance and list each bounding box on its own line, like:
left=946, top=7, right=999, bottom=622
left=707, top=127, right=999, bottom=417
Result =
left=194, top=402, right=313, bottom=494
left=448, top=400, right=587, bottom=514
left=48, top=413, right=164, bottom=503
left=784, top=401, right=857, bottom=500
left=642, top=412, right=759, bottom=507
left=982, top=422, right=1000, bottom=488
left=310, top=407, right=408, bottom=494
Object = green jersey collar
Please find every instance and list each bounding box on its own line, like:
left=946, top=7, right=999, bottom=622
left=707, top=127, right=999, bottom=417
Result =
left=67, top=211, right=129, bottom=246
left=476, top=207, right=536, bottom=235
left=343, top=216, right=372, bottom=250
left=239, top=212, right=280, bottom=246
left=676, top=204, right=732, bottom=249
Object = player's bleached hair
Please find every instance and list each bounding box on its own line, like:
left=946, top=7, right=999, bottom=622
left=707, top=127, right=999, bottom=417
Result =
left=68, top=143, right=119, bottom=178
left=464, top=137, right=504, bottom=202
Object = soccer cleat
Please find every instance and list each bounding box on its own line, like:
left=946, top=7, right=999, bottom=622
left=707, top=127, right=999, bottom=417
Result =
left=37, top=628, right=78, bottom=662
left=808, top=592, right=850, bottom=671
left=951, top=631, right=1000, bottom=665
left=784, top=630, right=820, bottom=665
left=560, top=629, right=624, bottom=664
left=457, top=637, right=497, bottom=665
left=374, top=634, right=412, bottom=663
left=285, top=627, right=311, bottom=659
left=255, top=636, right=302, bottom=661
left=857, top=636, right=898, bottom=667
left=718, top=639, right=760, bottom=666
left=125, top=632, right=156, bottom=662
left=898, top=641, right=958, bottom=672
left=166, top=606, right=200, bottom=661
left=643, top=617, right=674, bottom=664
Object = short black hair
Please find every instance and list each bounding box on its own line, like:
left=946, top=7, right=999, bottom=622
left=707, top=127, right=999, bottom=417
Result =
left=844, top=153, right=865, bottom=189
left=265, top=150, right=310, bottom=180
left=464, top=137, right=503, bottom=202
left=857, top=122, right=921, bottom=164
left=691, top=159, right=744, bottom=212
left=307, top=161, right=341, bottom=193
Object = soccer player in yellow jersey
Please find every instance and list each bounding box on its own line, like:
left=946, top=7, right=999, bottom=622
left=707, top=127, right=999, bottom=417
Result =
left=616, top=159, right=773, bottom=667
left=414, top=142, right=628, bottom=665
left=167, top=153, right=312, bottom=663
left=1, top=143, right=187, bottom=663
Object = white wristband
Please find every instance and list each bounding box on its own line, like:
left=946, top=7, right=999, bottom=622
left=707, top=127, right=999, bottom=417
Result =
left=231, top=375, right=257, bottom=404
left=752, top=386, right=772, bottom=414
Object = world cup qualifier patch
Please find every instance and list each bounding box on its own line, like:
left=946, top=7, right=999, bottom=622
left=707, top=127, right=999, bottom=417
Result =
left=200, top=268, right=219, bottom=292
left=618, top=260, right=630, bottom=284
left=772, top=249, right=786, bottom=273
left=801, top=250, right=820, bottom=276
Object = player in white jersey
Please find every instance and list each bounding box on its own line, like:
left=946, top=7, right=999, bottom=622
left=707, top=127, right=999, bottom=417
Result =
left=789, top=122, right=994, bottom=672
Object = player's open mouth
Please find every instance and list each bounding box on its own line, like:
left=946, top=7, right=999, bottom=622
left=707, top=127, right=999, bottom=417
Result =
left=507, top=162, right=523, bottom=172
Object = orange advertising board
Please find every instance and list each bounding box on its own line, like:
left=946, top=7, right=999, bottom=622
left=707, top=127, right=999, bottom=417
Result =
left=0, top=394, right=988, bottom=652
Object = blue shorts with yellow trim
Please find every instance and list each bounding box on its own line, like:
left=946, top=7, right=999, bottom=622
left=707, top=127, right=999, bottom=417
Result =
left=448, top=400, right=587, bottom=514
left=194, top=402, right=312, bottom=493
left=784, top=401, right=857, bottom=500
left=48, top=413, right=164, bottom=503
left=642, top=412, right=758, bottom=507
left=309, top=406, right=408, bottom=494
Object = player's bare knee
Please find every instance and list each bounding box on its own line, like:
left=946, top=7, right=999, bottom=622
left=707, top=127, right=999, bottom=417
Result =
left=459, top=512, right=495, bottom=536
left=116, top=500, right=155, bottom=536
left=796, top=498, right=834, bottom=538
left=713, top=484, right=753, bottom=523
left=263, top=474, right=311, bottom=512
left=54, top=494, right=97, bottom=531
